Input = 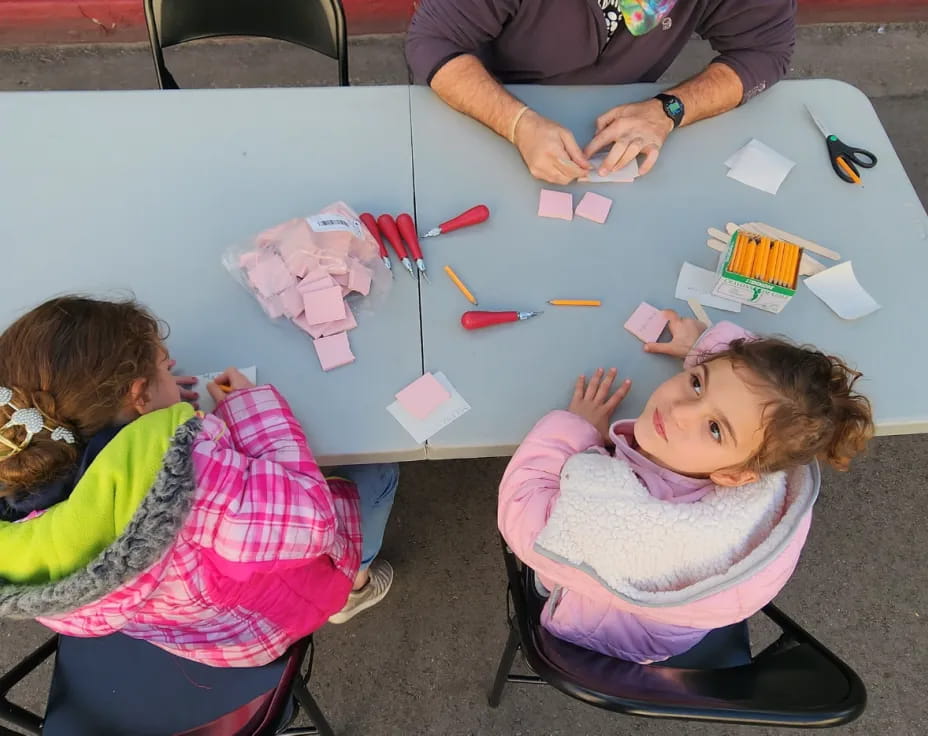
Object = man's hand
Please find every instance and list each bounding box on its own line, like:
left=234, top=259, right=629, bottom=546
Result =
left=583, top=99, right=674, bottom=177
left=644, top=310, right=707, bottom=358
left=567, top=367, right=631, bottom=442
left=514, top=109, right=591, bottom=185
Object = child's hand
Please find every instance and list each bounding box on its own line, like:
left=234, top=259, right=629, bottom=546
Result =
left=169, top=359, right=199, bottom=408
left=207, top=367, right=255, bottom=403
left=643, top=310, right=707, bottom=359
left=567, top=368, right=631, bottom=442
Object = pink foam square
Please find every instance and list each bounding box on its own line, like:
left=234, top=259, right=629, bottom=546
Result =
left=538, top=189, right=573, bottom=220
left=395, top=373, right=452, bottom=420
left=302, top=285, right=347, bottom=325
left=575, top=192, right=613, bottom=224
left=313, top=332, right=355, bottom=371
left=624, top=302, right=668, bottom=343
left=348, top=262, right=373, bottom=296
left=308, top=304, right=358, bottom=339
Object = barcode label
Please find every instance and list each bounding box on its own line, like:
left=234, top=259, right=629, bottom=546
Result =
left=306, top=215, right=363, bottom=238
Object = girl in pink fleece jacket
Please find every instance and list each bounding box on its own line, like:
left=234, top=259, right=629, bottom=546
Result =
left=499, top=310, right=874, bottom=664
left=0, top=296, right=396, bottom=667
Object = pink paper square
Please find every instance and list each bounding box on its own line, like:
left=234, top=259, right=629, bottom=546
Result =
left=538, top=189, right=573, bottom=220
left=278, top=287, right=305, bottom=319
left=575, top=192, right=613, bottom=224
left=348, top=263, right=373, bottom=296
left=624, top=302, right=668, bottom=343
left=333, top=273, right=350, bottom=287
left=302, top=285, right=347, bottom=325
left=313, top=332, right=355, bottom=371
left=395, top=373, right=452, bottom=420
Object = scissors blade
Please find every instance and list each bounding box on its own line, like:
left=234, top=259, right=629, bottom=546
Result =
left=804, top=104, right=831, bottom=138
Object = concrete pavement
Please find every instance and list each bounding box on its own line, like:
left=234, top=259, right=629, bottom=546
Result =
left=0, top=23, right=926, bottom=736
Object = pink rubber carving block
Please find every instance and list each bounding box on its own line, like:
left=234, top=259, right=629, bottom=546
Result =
left=395, top=373, right=452, bottom=420
left=575, top=192, right=613, bottom=224
left=537, top=189, right=573, bottom=220
left=302, top=285, right=347, bottom=325
left=313, top=332, right=355, bottom=371
left=624, top=302, right=668, bottom=343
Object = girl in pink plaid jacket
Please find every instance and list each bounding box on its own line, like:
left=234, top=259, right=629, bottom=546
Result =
left=0, top=296, right=397, bottom=667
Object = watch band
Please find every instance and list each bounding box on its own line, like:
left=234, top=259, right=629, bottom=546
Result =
left=655, top=93, right=684, bottom=129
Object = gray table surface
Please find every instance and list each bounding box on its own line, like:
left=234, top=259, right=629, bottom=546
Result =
left=411, top=80, right=928, bottom=459
left=0, top=86, right=425, bottom=465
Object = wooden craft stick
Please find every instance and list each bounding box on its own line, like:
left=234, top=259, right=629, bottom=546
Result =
left=687, top=298, right=713, bottom=328
left=743, top=222, right=840, bottom=261
left=707, top=227, right=730, bottom=243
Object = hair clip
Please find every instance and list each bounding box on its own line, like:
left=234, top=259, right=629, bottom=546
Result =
left=0, top=385, right=76, bottom=460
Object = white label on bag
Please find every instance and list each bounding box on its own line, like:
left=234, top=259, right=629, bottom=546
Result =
left=306, top=215, right=363, bottom=238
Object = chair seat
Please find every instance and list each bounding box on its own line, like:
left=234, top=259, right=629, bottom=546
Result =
left=43, top=633, right=287, bottom=736
left=658, top=621, right=752, bottom=669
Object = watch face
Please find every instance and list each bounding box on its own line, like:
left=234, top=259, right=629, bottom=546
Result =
left=666, top=98, right=683, bottom=117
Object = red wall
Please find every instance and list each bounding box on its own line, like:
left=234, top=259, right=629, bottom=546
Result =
left=0, top=0, right=925, bottom=45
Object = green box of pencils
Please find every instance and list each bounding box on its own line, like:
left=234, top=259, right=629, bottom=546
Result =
left=711, top=229, right=800, bottom=314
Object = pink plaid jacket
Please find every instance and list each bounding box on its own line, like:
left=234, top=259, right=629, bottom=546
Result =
left=37, top=387, right=362, bottom=667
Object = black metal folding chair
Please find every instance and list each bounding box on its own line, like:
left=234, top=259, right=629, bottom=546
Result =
left=0, top=631, right=334, bottom=735
left=489, top=538, right=867, bottom=728
left=144, top=0, right=349, bottom=89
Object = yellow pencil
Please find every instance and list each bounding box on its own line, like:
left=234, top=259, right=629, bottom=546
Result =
left=547, top=299, right=602, bottom=307
left=731, top=233, right=747, bottom=274
left=778, top=243, right=793, bottom=287
left=785, top=245, right=799, bottom=289
left=756, top=238, right=770, bottom=280
left=762, top=238, right=775, bottom=283
left=443, top=265, right=478, bottom=305
left=770, top=240, right=784, bottom=285
left=765, top=240, right=777, bottom=284
left=744, top=238, right=757, bottom=279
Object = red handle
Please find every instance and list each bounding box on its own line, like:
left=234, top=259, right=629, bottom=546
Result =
left=377, top=214, right=407, bottom=259
left=440, top=205, right=490, bottom=234
left=461, top=310, right=518, bottom=330
left=360, top=212, right=387, bottom=259
left=396, top=213, right=424, bottom=260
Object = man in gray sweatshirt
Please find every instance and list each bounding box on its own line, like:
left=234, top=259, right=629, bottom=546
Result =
left=406, top=0, right=796, bottom=184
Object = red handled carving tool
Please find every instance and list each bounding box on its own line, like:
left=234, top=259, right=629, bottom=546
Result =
left=377, top=214, right=416, bottom=279
left=359, top=212, right=392, bottom=277
left=396, top=213, right=430, bottom=282
left=421, top=205, right=490, bottom=238
left=460, top=310, right=541, bottom=330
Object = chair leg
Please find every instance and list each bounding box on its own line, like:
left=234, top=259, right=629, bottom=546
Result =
left=292, top=681, right=335, bottom=736
left=487, top=624, right=521, bottom=708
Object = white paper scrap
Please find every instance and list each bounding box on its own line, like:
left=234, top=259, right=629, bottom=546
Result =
left=192, top=366, right=258, bottom=413
left=581, top=154, right=639, bottom=183
left=387, top=371, right=470, bottom=444
left=725, top=139, right=796, bottom=195
left=803, top=261, right=880, bottom=320
left=675, top=262, right=742, bottom=313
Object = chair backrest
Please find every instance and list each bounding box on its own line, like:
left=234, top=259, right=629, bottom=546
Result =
left=144, top=0, right=348, bottom=87
left=503, top=545, right=866, bottom=727
left=41, top=632, right=309, bottom=736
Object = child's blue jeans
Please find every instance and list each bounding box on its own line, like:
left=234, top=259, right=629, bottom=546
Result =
left=329, top=463, right=399, bottom=570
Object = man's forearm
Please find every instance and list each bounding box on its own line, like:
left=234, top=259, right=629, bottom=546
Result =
left=429, top=54, right=526, bottom=141
left=665, top=62, right=744, bottom=128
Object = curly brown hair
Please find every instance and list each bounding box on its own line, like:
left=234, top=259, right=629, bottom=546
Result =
left=0, top=296, right=166, bottom=494
left=704, top=338, right=874, bottom=473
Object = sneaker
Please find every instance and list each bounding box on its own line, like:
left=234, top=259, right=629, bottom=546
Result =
left=328, top=559, right=394, bottom=624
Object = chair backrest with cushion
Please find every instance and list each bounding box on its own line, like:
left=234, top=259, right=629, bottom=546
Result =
left=491, top=539, right=866, bottom=728
left=144, top=0, right=349, bottom=88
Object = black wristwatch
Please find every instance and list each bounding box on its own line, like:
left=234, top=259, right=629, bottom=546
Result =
left=654, top=93, right=685, bottom=129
